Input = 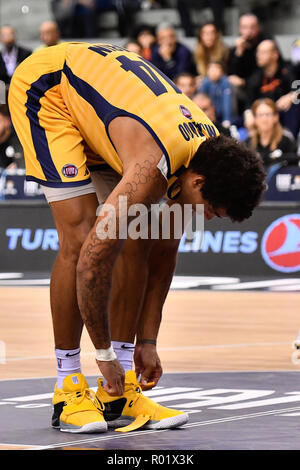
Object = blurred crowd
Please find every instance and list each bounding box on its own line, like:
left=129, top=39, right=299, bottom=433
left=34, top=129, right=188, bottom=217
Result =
left=0, top=1, right=300, bottom=183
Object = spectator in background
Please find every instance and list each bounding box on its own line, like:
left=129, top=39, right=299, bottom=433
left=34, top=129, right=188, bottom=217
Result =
left=36, top=21, right=62, bottom=50
left=150, top=23, right=196, bottom=80
left=198, top=60, right=234, bottom=127
left=228, top=13, right=271, bottom=115
left=50, top=0, right=75, bottom=37
left=281, top=38, right=300, bottom=139
left=194, top=22, right=229, bottom=78
left=174, top=72, right=197, bottom=99
left=124, top=39, right=142, bottom=55
left=114, top=0, right=141, bottom=38
left=228, top=14, right=270, bottom=87
left=192, top=91, right=231, bottom=137
left=0, top=25, right=31, bottom=86
left=73, top=0, right=98, bottom=38
left=0, top=108, right=24, bottom=169
left=176, top=0, right=225, bottom=37
left=51, top=0, right=98, bottom=38
left=134, top=24, right=156, bottom=60
left=245, top=98, right=297, bottom=168
left=246, top=40, right=294, bottom=110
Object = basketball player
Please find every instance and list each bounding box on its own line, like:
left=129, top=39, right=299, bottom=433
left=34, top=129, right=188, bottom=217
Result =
left=8, top=42, right=265, bottom=433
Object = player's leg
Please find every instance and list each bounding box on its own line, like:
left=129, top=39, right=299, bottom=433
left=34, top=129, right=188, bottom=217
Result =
left=46, top=190, right=108, bottom=433
left=109, top=236, right=155, bottom=372
left=49, top=192, right=99, bottom=351
left=8, top=65, right=107, bottom=432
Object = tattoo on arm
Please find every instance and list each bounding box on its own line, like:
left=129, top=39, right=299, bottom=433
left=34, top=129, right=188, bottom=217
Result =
left=76, top=155, right=167, bottom=349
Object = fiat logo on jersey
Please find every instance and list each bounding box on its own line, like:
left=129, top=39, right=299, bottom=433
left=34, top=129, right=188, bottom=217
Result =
left=62, top=164, right=78, bottom=178
left=179, top=105, right=192, bottom=119
left=261, top=214, right=300, bottom=273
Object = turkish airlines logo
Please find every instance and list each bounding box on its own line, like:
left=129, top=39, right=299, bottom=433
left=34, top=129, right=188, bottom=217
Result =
left=261, top=214, right=300, bottom=273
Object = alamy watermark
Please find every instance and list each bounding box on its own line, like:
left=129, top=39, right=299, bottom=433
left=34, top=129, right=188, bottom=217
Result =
left=95, top=196, right=205, bottom=243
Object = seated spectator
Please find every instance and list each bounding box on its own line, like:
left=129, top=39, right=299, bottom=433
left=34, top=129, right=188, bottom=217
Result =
left=51, top=0, right=109, bottom=38
left=150, top=23, right=196, bottom=80
left=176, top=0, right=225, bottom=37
left=194, top=22, right=229, bottom=78
left=246, top=40, right=295, bottom=111
left=228, top=13, right=271, bottom=115
left=192, top=92, right=231, bottom=137
left=228, top=13, right=271, bottom=88
left=114, top=0, right=142, bottom=38
left=124, top=39, right=142, bottom=55
left=73, top=0, right=98, bottom=38
left=281, top=38, right=300, bottom=139
left=50, top=0, right=76, bottom=37
left=35, top=21, right=62, bottom=51
left=0, top=25, right=31, bottom=86
left=245, top=98, right=297, bottom=167
left=0, top=108, right=24, bottom=169
left=134, top=24, right=156, bottom=60
left=174, top=72, right=197, bottom=99
left=198, top=60, right=234, bottom=127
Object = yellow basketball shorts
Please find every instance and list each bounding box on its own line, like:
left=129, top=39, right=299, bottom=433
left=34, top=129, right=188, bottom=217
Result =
left=8, top=56, right=101, bottom=189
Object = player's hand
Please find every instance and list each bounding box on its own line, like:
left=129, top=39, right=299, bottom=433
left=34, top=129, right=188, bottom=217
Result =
left=159, top=43, right=174, bottom=61
left=96, top=358, right=125, bottom=396
left=276, top=93, right=293, bottom=112
left=134, top=343, right=163, bottom=391
left=235, top=37, right=247, bottom=56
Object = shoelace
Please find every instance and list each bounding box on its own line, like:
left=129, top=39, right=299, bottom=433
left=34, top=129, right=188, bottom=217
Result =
left=65, top=388, right=105, bottom=412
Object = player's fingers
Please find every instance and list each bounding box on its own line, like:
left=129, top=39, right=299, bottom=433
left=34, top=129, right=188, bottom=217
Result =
left=140, top=367, right=158, bottom=389
left=104, top=380, right=124, bottom=396
left=135, top=366, right=142, bottom=381
left=140, top=380, right=156, bottom=391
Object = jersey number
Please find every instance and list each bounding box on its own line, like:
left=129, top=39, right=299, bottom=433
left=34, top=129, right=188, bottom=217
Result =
left=116, top=55, right=182, bottom=97
left=89, top=46, right=182, bottom=97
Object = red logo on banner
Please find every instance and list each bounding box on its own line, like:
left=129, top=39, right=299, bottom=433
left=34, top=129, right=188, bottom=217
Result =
left=261, top=214, right=300, bottom=272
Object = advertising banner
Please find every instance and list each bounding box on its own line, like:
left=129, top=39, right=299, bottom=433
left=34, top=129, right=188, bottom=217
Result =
left=0, top=201, right=300, bottom=278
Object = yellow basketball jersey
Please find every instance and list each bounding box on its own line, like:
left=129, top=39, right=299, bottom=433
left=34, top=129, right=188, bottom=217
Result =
left=61, top=42, right=219, bottom=178
left=9, top=42, right=219, bottom=189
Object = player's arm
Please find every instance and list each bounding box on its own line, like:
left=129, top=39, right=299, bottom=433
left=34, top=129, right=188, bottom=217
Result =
left=137, top=236, right=180, bottom=342
left=135, top=197, right=188, bottom=388
left=134, top=234, right=180, bottom=389
left=76, top=118, right=168, bottom=395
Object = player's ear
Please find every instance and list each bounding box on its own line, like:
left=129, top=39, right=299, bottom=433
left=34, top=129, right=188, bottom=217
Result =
left=192, top=175, right=205, bottom=189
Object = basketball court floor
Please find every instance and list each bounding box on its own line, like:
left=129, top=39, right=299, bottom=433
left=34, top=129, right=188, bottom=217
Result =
left=1, top=275, right=300, bottom=451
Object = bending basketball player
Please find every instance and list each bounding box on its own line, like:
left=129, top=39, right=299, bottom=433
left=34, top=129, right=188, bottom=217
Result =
left=8, top=42, right=265, bottom=433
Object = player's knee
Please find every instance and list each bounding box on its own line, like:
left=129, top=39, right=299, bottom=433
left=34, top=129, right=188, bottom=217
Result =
left=57, top=219, right=93, bottom=265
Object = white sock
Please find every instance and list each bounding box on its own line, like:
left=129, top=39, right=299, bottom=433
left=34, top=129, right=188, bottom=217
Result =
left=111, top=341, right=134, bottom=373
left=55, top=347, right=81, bottom=389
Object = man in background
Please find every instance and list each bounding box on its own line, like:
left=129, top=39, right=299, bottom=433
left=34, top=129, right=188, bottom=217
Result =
left=150, top=23, right=196, bottom=80
left=0, top=25, right=31, bottom=86
left=193, top=92, right=231, bottom=137
left=35, top=21, right=62, bottom=51
left=174, top=72, right=197, bottom=99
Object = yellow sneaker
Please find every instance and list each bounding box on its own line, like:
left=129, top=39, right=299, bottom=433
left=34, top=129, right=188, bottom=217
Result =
left=52, top=373, right=107, bottom=433
left=96, top=370, right=189, bottom=432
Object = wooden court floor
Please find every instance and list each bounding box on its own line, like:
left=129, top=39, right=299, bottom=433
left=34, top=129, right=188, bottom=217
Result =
left=0, top=287, right=299, bottom=380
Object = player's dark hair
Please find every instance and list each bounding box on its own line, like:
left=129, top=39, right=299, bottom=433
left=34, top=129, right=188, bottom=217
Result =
left=190, top=135, right=266, bottom=222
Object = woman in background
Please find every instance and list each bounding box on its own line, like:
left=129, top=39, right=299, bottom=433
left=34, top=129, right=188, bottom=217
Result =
left=245, top=98, right=297, bottom=167
left=194, top=22, right=229, bottom=78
